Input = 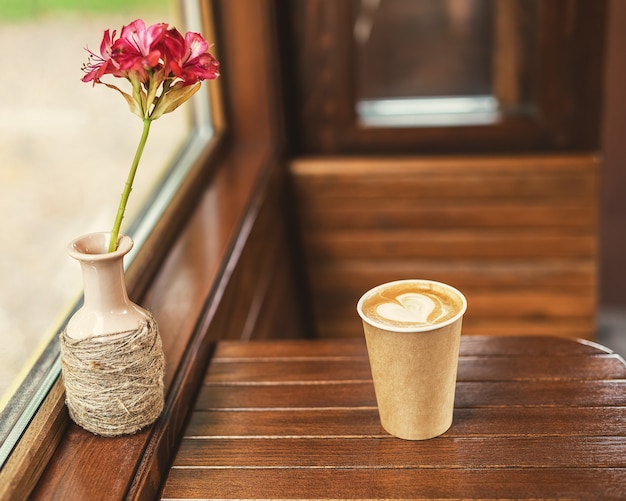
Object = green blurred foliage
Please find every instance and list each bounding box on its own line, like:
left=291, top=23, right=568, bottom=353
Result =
left=0, top=0, right=161, bottom=21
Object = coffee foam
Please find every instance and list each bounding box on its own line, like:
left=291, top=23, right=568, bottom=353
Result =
left=358, top=280, right=466, bottom=331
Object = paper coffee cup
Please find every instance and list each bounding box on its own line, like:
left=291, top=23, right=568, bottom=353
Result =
left=357, top=279, right=467, bottom=440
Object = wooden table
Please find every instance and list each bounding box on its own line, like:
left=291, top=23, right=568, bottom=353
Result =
left=161, top=336, right=626, bottom=500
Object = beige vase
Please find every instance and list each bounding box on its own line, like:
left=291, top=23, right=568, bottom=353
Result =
left=60, top=232, right=165, bottom=436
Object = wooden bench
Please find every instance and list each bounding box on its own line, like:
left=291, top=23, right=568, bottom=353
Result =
left=290, top=154, right=599, bottom=339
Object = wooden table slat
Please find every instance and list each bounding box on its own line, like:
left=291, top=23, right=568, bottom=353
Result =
left=162, top=468, right=626, bottom=500
left=211, top=336, right=616, bottom=359
left=206, top=355, right=626, bottom=382
left=174, top=436, right=626, bottom=468
left=197, top=380, right=626, bottom=409
left=184, top=407, right=626, bottom=438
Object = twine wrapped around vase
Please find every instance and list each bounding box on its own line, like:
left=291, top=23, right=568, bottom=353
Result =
left=60, top=313, right=165, bottom=437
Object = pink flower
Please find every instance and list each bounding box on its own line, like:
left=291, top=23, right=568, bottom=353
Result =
left=164, top=29, right=220, bottom=86
left=113, top=19, right=168, bottom=80
left=81, top=18, right=219, bottom=119
left=81, top=29, right=123, bottom=84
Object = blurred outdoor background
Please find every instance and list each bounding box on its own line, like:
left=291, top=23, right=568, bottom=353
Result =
left=0, top=0, right=188, bottom=402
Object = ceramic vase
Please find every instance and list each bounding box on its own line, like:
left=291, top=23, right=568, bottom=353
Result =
left=60, top=232, right=165, bottom=436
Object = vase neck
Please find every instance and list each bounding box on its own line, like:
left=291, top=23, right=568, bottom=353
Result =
left=78, top=258, right=131, bottom=311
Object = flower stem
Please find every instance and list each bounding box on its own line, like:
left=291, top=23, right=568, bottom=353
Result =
left=108, top=118, right=152, bottom=252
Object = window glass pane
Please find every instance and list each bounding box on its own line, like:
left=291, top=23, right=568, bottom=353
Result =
left=356, top=0, right=494, bottom=100
left=354, top=0, right=510, bottom=126
left=0, top=1, right=190, bottom=406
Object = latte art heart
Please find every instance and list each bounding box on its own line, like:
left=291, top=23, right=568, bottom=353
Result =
left=377, top=293, right=436, bottom=324
left=359, top=280, right=464, bottom=329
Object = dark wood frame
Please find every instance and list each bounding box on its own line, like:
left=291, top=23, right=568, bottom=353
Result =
left=282, top=0, right=607, bottom=154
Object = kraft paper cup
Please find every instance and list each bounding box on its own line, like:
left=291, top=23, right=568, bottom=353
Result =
left=357, top=279, right=467, bottom=440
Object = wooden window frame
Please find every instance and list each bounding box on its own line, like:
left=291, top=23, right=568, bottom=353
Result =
left=0, top=1, right=287, bottom=499
left=282, top=0, right=607, bottom=154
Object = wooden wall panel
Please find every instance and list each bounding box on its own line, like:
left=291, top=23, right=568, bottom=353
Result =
left=290, top=155, right=599, bottom=339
